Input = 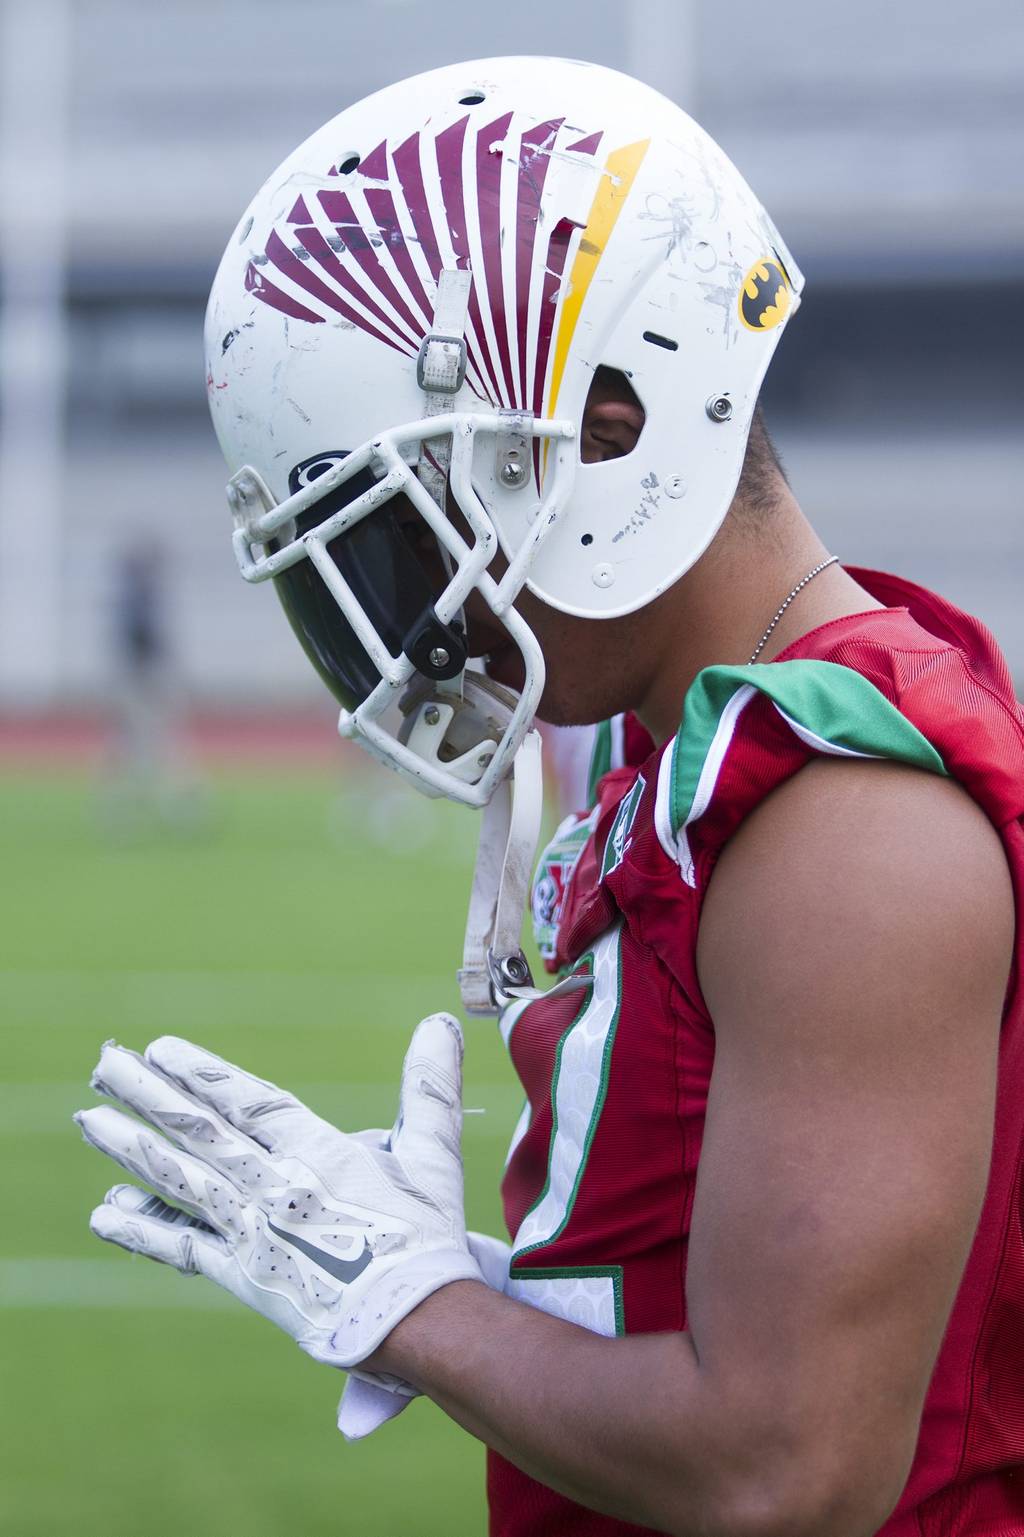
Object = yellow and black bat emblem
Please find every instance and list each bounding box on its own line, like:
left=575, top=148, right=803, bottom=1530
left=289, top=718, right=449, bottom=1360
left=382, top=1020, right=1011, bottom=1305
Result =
left=739, top=255, right=793, bottom=332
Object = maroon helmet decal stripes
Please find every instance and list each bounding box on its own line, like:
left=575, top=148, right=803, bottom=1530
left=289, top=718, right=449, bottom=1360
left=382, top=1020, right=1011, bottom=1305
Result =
left=356, top=142, right=389, bottom=181
left=285, top=196, right=313, bottom=225
left=363, top=185, right=435, bottom=328
left=392, top=130, right=445, bottom=278
left=317, top=187, right=426, bottom=341
left=246, top=112, right=606, bottom=427
left=566, top=131, right=603, bottom=155
left=244, top=260, right=324, bottom=324
left=515, top=118, right=565, bottom=412
left=287, top=220, right=419, bottom=353
left=263, top=229, right=404, bottom=352
left=433, top=114, right=505, bottom=405
left=475, top=111, right=517, bottom=407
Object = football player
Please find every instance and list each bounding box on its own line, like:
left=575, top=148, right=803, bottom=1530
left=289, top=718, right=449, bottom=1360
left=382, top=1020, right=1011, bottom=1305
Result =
left=77, top=59, right=1024, bottom=1536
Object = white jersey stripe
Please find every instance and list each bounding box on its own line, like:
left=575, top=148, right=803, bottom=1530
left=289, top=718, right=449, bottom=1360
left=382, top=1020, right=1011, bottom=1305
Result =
left=511, top=926, right=621, bottom=1259
left=666, top=684, right=756, bottom=886
left=653, top=736, right=678, bottom=865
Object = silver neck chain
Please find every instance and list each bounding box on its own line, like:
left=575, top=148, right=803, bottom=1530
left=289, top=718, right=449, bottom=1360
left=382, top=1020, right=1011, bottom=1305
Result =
left=748, top=555, right=840, bottom=666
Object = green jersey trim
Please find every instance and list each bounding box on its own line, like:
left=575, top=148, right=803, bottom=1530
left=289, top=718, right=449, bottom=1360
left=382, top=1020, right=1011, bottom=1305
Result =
left=654, top=660, right=948, bottom=886
left=532, top=806, right=600, bottom=962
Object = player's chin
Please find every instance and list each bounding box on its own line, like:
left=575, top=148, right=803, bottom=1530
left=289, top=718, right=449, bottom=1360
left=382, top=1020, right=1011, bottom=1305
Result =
left=534, top=672, right=604, bottom=728
left=482, top=642, right=527, bottom=696
left=534, top=690, right=598, bottom=728
left=482, top=644, right=601, bottom=727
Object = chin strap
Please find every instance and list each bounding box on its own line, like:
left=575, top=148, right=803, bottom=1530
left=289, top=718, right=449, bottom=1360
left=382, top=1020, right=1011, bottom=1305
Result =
left=458, top=731, right=588, bottom=1017
left=417, top=267, right=471, bottom=511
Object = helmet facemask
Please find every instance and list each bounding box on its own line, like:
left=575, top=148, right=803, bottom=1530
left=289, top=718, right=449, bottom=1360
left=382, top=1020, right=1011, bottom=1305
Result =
left=228, top=405, right=576, bottom=805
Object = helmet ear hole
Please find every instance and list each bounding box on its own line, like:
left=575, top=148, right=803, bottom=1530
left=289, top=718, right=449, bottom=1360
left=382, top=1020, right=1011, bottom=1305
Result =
left=581, top=368, right=646, bottom=464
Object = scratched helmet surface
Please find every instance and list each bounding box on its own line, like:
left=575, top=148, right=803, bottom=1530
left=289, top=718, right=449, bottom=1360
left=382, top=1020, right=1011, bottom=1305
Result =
left=206, top=56, right=802, bottom=801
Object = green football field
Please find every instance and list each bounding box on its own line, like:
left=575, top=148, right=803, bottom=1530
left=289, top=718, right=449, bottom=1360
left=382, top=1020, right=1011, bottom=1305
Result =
left=0, top=765, right=530, bottom=1536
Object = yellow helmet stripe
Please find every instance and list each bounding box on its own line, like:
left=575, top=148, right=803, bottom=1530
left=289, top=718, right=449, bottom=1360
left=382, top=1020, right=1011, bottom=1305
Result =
left=546, top=138, right=651, bottom=422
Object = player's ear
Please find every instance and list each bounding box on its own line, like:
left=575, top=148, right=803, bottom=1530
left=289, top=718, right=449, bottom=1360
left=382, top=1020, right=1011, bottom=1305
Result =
left=581, top=367, right=646, bottom=464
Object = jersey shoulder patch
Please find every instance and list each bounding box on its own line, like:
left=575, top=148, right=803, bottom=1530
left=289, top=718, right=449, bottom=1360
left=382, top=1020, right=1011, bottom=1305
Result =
left=532, top=808, right=600, bottom=962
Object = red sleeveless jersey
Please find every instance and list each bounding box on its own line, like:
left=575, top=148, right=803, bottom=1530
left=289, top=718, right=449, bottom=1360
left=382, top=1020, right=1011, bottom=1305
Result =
left=488, top=569, right=1024, bottom=1537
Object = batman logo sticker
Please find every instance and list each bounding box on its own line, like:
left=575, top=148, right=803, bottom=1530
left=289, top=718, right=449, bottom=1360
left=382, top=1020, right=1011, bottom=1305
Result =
left=739, top=256, right=793, bottom=332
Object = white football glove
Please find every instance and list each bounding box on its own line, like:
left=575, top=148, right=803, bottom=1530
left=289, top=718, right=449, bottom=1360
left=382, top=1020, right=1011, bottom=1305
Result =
left=76, top=1014, right=485, bottom=1374
left=338, top=1228, right=512, bottom=1439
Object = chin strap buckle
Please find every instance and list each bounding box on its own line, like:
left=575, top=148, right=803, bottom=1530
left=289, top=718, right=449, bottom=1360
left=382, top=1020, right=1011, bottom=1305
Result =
left=488, top=950, right=534, bottom=995
left=417, top=267, right=472, bottom=511
left=416, top=333, right=467, bottom=396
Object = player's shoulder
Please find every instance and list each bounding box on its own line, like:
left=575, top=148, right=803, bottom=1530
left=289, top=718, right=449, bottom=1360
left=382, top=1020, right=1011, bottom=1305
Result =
left=697, top=753, right=1015, bottom=1045
left=654, top=602, right=1024, bottom=883
left=684, top=602, right=1019, bottom=985
left=548, top=596, right=1022, bottom=972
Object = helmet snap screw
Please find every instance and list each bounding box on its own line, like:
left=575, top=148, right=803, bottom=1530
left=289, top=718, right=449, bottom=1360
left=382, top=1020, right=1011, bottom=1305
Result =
left=423, top=705, right=441, bottom=726
left=706, top=395, right=733, bottom=422
left=428, top=646, right=450, bottom=670
left=665, top=476, right=687, bottom=499
left=500, top=460, right=527, bottom=487
left=501, top=955, right=530, bottom=986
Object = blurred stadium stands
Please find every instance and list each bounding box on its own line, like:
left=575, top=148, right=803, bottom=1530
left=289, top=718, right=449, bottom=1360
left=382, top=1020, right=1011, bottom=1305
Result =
left=0, top=0, right=1021, bottom=710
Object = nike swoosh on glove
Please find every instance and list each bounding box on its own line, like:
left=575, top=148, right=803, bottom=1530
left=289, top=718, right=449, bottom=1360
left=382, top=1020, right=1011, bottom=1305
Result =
left=75, top=1014, right=484, bottom=1376
left=338, top=1229, right=512, bottom=1440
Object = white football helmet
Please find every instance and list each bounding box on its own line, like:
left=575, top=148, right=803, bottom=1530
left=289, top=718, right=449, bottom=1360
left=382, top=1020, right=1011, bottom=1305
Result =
left=206, top=55, right=802, bottom=810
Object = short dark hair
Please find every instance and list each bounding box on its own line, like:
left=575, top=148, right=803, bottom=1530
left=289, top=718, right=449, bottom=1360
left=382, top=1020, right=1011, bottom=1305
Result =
left=736, top=404, right=788, bottom=522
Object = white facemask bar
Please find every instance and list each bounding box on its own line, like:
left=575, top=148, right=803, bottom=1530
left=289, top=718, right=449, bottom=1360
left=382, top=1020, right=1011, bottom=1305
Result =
left=227, top=409, right=577, bottom=808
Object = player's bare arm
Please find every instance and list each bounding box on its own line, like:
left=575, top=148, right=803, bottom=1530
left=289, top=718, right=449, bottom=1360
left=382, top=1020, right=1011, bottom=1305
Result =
left=363, top=762, right=1012, bottom=1536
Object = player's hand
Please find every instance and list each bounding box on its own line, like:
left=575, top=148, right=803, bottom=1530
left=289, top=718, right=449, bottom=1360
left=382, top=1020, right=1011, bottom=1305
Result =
left=338, top=1230, right=512, bottom=1439
left=75, top=1015, right=484, bottom=1370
